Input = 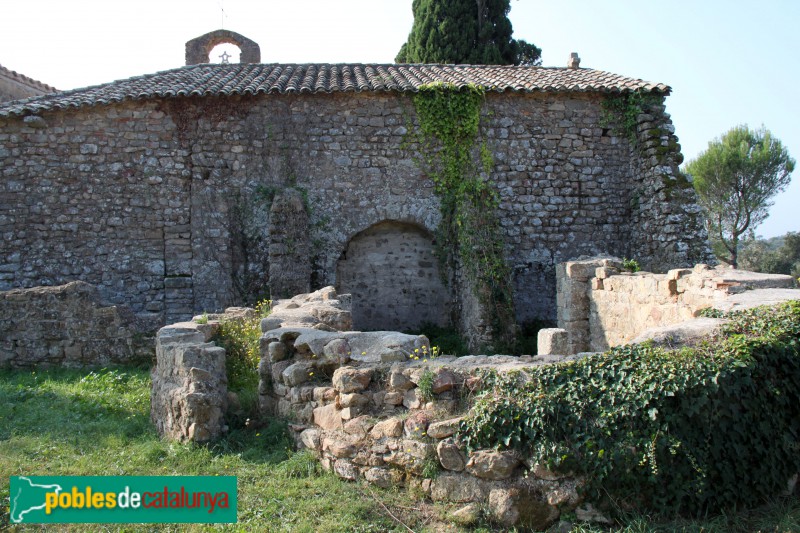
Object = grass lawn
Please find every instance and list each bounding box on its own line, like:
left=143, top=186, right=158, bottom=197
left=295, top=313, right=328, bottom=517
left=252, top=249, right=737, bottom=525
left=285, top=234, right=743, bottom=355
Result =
left=1, top=366, right=799, bottom=532
left=0, top=367, right=437, bottom=532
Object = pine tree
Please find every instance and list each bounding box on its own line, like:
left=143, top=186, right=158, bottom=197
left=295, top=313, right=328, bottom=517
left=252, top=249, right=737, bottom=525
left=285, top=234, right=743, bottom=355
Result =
left=685, top=125, right=795, bottom=268
left=396, top=0, right=541, bottom=65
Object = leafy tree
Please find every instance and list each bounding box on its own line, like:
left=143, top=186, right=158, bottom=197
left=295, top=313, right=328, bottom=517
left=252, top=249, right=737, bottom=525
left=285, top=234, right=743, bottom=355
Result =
left=740, top=232, right=800, bottom=278
left=685, top=125, right=795, bottom=267
left=513, top=39, right=543, bottom=66
left=396, top=0, right=541, bottom=66
left=783, top=232, right=800, bottom=278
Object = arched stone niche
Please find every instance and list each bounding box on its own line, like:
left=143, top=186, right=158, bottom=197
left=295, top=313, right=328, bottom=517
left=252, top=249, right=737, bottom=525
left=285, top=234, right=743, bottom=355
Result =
left=185, top=29, right=261, bottom=65
left=336, top=221, right=451, bottom=332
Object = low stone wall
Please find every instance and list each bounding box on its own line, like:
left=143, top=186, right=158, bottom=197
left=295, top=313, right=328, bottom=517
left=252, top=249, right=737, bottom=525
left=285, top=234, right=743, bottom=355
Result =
left=158, top=278, right=800, bottom=526
left=556, top=258, right=798, bottom=353
left=261, top=340, right=587, bottom=528
left=254, top=287, right=595, bottom=529
left=0, top=281, right=153, bottom=368
left=150, top=314, right=233, bottom=442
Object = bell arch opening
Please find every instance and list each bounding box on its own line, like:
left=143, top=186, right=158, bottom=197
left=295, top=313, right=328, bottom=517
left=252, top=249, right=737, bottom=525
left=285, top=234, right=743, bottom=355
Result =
left=336, top=221, right=451, bottom=332
left=185, top=29, right=261, bottom=65
left=209, top=43, right=242, bottom=64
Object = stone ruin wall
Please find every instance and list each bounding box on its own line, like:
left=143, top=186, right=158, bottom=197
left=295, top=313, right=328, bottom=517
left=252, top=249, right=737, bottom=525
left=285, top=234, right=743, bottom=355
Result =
left=150, top=288, right=593, bottom=529
left=266, top=354, right=586, bottom=530
left=557, top=257, right=799, bottom=353
left=627, top=102, right=711, bottom=271
left=0, top=90, right=712, bottom=338
left=150, top=315, right=230, bottom=442
left=149, top=271, right=799, bottom=526
left=0, top=281, right=153, bottom=368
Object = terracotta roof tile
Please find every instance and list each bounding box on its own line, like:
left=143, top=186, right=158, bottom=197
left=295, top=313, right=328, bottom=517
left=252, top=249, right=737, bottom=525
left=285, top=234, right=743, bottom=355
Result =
left=0, top=63, right=669, bottom=117
left=0, top=64, right=58, bottom=95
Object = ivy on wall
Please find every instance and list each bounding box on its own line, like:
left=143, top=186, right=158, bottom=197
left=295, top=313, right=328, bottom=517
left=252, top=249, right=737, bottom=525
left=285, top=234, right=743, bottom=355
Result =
left=410, top=83, right=515, bottom=349
left=602, top=89, right=697, bottom=208
left=458, top=301, right=800, bottom=516
left=601, top=89, right=663, bottom=145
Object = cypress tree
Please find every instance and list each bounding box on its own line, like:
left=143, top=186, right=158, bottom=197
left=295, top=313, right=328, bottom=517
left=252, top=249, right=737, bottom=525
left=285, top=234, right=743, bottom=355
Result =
left=396, top=0, right=541, bottom=65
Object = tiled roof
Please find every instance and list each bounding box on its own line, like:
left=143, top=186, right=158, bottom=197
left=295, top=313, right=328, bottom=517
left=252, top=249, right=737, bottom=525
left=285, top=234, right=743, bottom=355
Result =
left=0, top=64, right=58, bottom=94
left=0, top=63, right=669, bottom=117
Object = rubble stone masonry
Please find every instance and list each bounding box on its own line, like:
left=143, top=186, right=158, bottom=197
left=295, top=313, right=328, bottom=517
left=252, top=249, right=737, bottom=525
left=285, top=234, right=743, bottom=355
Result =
left=0, top=281, right=152, bottom=367
left=0, top=90, right=712, bottom=331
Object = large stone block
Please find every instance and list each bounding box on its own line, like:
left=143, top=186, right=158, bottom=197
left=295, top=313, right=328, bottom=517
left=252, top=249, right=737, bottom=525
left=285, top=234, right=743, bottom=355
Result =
left=489, top=486, right=560, bottom=530
left=312, top=403, right=344, bottom=431
left=430, top=473, right=490, bottom=503
left=537, top=328, right=569, bottom=355
left=332, top=366, right=373, bottom=393
left=151, top=321, right=228, bottom=443
left=427, top=417, right=462, bottom=439
left=466, top=450, right=520, bottom=480
left=437, top=438, right=466, bottom=472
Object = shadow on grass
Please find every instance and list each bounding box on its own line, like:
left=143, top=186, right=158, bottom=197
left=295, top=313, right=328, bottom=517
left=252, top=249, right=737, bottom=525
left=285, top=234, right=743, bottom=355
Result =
left=1, top=367, right=305, bottom=523
left=0, top=367, right=151, bottom=441
left=0, top=367, right=292, bottom=465
left=206, top=420, right=294, bottom=464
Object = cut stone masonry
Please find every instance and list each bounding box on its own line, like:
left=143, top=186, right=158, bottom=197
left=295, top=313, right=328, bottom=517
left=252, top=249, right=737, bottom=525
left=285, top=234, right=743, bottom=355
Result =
left=150, top=287, right=590, bottom=528
left=556, top=257, right=799, bottom=353
left=256, top=287, right=588, bottom=530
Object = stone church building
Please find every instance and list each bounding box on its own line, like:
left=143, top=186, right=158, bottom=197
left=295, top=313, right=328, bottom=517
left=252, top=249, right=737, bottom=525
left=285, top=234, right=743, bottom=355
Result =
left=0, top=30, right=712, bottom=344
left=0, top=63, right=56, bottom=104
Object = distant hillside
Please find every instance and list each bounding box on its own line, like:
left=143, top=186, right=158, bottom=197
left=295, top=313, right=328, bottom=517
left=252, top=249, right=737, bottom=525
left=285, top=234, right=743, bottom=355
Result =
left=739, top=232, right=799, bottom=277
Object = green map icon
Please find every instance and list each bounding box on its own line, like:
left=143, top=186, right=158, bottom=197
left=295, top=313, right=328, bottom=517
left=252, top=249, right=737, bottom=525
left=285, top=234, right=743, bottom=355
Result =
left=8, top=475, right=237, bottom=523
left=10, top=476, right=63, bottom=523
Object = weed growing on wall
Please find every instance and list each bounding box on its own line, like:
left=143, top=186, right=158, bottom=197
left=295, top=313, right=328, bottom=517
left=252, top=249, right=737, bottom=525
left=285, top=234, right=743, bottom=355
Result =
left=601, top=90, right=663, bottom=145
left=213, top=189, right=272, bottom=306
left=411, top=82, right=515, bottom=350
left=212, top=300, right=271, bottom=425
left=416, top=368, right=436, bottom=402
left=229, top=184, right=307, bottom=301
left=458, top=301, right=800, bottom=516
left=414, top=323, right=469, bottom=356
left=622, top=257, right=641, bottom=273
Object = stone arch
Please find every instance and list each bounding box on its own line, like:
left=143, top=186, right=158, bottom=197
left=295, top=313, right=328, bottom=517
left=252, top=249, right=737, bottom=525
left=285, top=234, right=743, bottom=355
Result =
left=336, top=221, right=451, bottom=332
left=185, top=29, right=261, bottom=65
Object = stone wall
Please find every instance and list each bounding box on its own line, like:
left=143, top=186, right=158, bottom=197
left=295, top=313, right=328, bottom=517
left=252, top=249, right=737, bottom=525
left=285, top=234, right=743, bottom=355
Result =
left=336, top=221, right=450, bottom=331
left=268, top=189, right=311, bottom=299
left=150, top=314, right=231, bottom=442
left=627, top=102, right=712, bottom=271
left=254, top=289, right=589, bottom=529
left=149, top=288, right=593, bottom=528
left=273, top=355, right=587, bottom=529
left=556, top=258, right=798, bottom=353
left=0, top=103, right=181, bottom=323
left=0, top=90, right=711, bottom=337
left=0, top=281, right=152, bottom=368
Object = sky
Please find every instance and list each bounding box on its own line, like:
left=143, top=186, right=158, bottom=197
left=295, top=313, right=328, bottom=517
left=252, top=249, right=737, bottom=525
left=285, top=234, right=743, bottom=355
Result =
left=2, top=0, right=798, bottom=238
